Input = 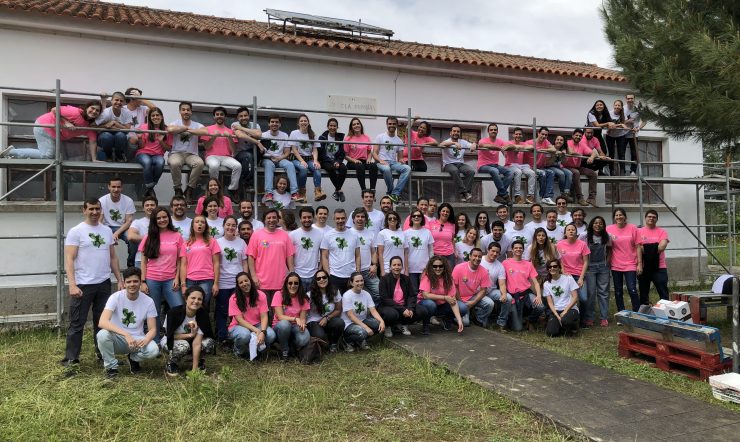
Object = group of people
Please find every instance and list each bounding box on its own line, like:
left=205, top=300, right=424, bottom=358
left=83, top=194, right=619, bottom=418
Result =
left=61, top=175, right=670, bottom=378
left=2, top=88, right=646, bottom=208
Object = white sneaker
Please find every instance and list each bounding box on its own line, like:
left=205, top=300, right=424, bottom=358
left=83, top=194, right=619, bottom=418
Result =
left=398, top=325, right=411, bottom=336
left=542, top=197, right=556, bottom=206
left=630, top=171, right=636, bottom=177
left=384, top=328, right=393, bottom=338
left=430, top=316, right=441, bottom=326
left=0, top=145, right=14, bottom=158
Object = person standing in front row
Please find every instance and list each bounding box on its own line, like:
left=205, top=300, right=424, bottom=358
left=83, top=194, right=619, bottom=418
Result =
left=62, top=198, right=123, bottom=375
left=440, top=125, right=477, bottom=202
left=247, top=209, right=295, bottom=304
left=373, top=116, right=411, bottom=204
left=606, top=208, right=642, bottom=312
left=167, top=101, right=207, bottom=202
left=320, top=208, right=360, bottom=291
left=638, top=210, right=670, bottom=304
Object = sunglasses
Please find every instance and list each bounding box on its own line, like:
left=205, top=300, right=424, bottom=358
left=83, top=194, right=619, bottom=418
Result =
left=548, top=265, right=560, bottom=269
left=287, top=281, right=300, bottom=286
left=388, top=217, right=398, bottom=221
left=557, top=202, right=567, bottom=206
left=432, top=264, right=444, bottom=269
left=411, top=214, right=422, bottom=218
left=316, top=275, right=328, bottom=281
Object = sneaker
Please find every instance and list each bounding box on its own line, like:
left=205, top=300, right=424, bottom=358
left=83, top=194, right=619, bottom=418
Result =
left=430, top=316, right=441, bottom=326
left=577, top=198, right=589, bottom=206
left=174, top=187, right=184, bottom=198
left=493, top=195, right=507, bottom=204
left=441, top=319, right=451, bottom=331
left=498, top=325, right=508, bottom=333
left=515, top=196, right=525, bottom=204
left=198, top=359, right=206, bottom=371
left=600, top=319, right=609, bottom=327
left=264, top=192, right=274, bottom=202
left=526, top=195, right=536, bottom=204
left=279, top=351, right=289, bottom=362
left=398, top=325, right=411, bottom=336
left=359, top=340, right=370, bottom=351
left=128, top=354, right=142, bottom=374
left=332, top=191, right=340, bottom=201
left=290, top=192, right=300, bottom=202
left=630, top=171, right=636, bottom=177
left=105, top=368, right=119, bottom=379
left=586, top=197, right=599, bottom=208
left=389, top=194, right=399, bottom=203
left=583, top=320, right=594, bottom=328
left=542, top=197, right=556, bottom=206
left=329, top=343, right=338, bottom=353
left=339, top=191, right=346, bottom=202
left=344, top=342, right=355, bottom=353
left=384, top=328, right=393, bottom=338
left=0, top=145, right=14, bottom=158
left=165, top=361, right=179, bottom=377
left=422, top=324, right=430, bottom=335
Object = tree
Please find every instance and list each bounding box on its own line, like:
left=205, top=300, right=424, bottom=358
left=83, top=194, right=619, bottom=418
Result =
left=601, top=0, right=740, bottom=152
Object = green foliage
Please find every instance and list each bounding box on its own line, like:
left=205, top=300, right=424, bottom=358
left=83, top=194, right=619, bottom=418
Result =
left=602, top=0, right=740, bottom=149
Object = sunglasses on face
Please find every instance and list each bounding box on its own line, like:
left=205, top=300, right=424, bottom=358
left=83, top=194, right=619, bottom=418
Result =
left=432, top=264, right=444, bottom=269
left=287, top=281, right=300, bottom=286
left=548, top=265, right=560, bottom=269
left=411, top=214, right=422, bottom=218
left=316, top=275, right=328, bottom=281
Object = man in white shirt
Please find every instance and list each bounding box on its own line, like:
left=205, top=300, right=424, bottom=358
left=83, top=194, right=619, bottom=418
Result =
left=439, top=125, right=477, bottom=202
left=312, top=206, right=330, bottom=233
left=258, top=114, right=299, bottom=202
left=96, top=267, right=159, bottom=378
left=496, top=205, right=516, bottom=233
left=98, top=176, right=136, bottom=267
left=96, top=91, right=133, bottom=162
left=167, top=101, right=207, bottom=202
left=349, top=208, right=380, bottom=303
left=289, top=207, right=325, bottom=290
left=373, top=116, right=411, bottom=203
left=480, top=242, right=510, bottom=331
left=231, top=106, right=262, bottom=197
left=62, top=198, right=123, bottom=375
left=480, top=221, right=510, bottom=260
left=351, top=190, right=386, bottom=237
left=126, top=195, right=158, bottom=267
left=170, top=195, right=192, bottom=240
left=122, top=87, right=155, bottom=158
left=320, top=208, right=360, bottom=291
left=237, top=199, right=264, bottom=231
left=544, top=209, right=565, bottom=245
left=524, top=204, right=546, bottom=233
left=503, top=209, right=532, bottom=256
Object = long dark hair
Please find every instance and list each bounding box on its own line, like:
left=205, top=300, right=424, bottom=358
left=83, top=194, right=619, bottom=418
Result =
left=188, top=215, right=211, bottom=246
left=309, top=269, right=337, bottom=315
left=205, top=178, right=225, bottom=207
left=281, top=272, right=308, bottom=306
left=529, top=227, right=557, bottom=267
left=235, top=271, right=259, bottom=310
left=475, top=211, right=491, bottom=235
left=143, top=207, right=176, bottom=259
left=588, top=100, right=610, bottom=124
left=545, top=259, right=561, bottom=283
left=423, top=255, right=453, bottom=294
left=437, top=202, right=455, bottom=226
left=146, top=107, right=166, bottom=142
left=298, top=114, right=315, bottom=140
left=81, top=100, right=102, bottom=122
left=348, top=117, right=364, bottom=136
left=587, top=216, right=610, bottom=245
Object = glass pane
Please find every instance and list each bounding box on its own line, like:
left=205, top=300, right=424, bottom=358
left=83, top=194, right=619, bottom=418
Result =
left=7, top=99, right=49, bottom=137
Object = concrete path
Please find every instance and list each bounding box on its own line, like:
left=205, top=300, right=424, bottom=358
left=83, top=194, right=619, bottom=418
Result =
left=390, top=326, right=740, bottom=442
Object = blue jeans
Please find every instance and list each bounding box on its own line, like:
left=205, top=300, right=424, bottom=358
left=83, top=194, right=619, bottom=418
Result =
left=574, top=274, right=590, bottom=323
left=262, top=158, right=298, bottom=194
left=98, top=131, right=128, bottom=160
left=292, top=159, right=322, bottom=188
left=361, top=269, right=380, bottom=306
left=235, top=149, right=255, bottom=187
left=186, top=279, right=214, bottom=307
left=419, top=299, right=467, bottom=326
left=146, top=278, right=182, bottom=337
left=229, top=325, right=276, bottom=357
left=612, top=270, right=639, bottom=312
left=215, top=288, right=234, bottom=341
left=377, top=161, right=411, bottom=196
left=509, top=290, right=546, bottom=331
left=136, top=153, right=165, bottom=186
left=343, top=317, right=380, bottom=344
left=486, top=288, right=512, bottom=327
left=273, top=319, right=311, bottom=354
left=536, top=169, right=555, bottom=198
left=478, top=165, right=513, bottom=197
left=466, top=296, right=494, bottom=326
left=96, top=329, right=159, bottom=370
left=8, top=126, right=56, bottom=159
left=586, top=263, right=611, bottom=321
left=549, top=167, right=572, bottom=193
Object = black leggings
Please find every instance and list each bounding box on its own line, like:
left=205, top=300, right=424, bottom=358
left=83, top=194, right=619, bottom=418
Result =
left=606, top=135, right=628, bottom=175
left=320, top=160, right=347, bottom=191
left=380, top=305, right=429, bottom=327
left=346, top=160, right=378, bottom=191
left=545, top=309, right=580, bottom=337
left=307, top=317, right=345, bottom=345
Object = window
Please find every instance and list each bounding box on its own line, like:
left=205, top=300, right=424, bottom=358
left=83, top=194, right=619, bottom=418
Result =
left=605, top=139, right=664, bottom=204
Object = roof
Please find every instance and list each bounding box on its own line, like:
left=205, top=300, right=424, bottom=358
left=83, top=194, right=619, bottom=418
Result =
left=0, top=0, right=626, bottom=82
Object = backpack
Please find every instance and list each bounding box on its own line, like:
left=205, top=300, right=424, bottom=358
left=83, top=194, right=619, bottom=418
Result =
left=298, top=337, right=326, bottom=365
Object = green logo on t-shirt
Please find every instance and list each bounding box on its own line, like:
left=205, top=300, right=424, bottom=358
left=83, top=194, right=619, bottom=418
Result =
left=453, top=235, right=462, bottom=244
left=210, top=227, right=219, bottom=237
left=88, top=233, right=106, bottom=248
left=273, top=201, right=284, bottom=210
left=336, top=237, right=348, bottom=250
left=175, top=227, right=184, bottom=235
left=354, top=301, right=366, bottom=314
left=384, top=141, right=392, bottom=151
left=366, top=218, right=373, bottom=228
left=391, top=236, right=402, bottom=247
left=300, top=141, right=310, bottom=151
left=514, top=235, right=528, bottom=245
left=323, top=303, right=333, bottom=314
left=557, top=219, right=567, bottom=227
left=327, top=143, right=338, bottom=154
left=463, top=251, right=470, bottom=262
left=109, top=209, right=122, bottom=223
left=224, top=247, right=237, bottom=262
left=301, top=237, right=314, bottom=250
left=359, top=237, right=366, bottom=246
left=268, top=141, right=280, bottom=152
left=552, top=286, right=564, bottom=297
left=410, top=236, right=422, bottom=248
left=122, top=308, right=136, bottom=327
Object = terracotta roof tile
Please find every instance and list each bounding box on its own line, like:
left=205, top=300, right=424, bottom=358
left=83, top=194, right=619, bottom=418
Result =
left=0, top=0, right=625, bottom=82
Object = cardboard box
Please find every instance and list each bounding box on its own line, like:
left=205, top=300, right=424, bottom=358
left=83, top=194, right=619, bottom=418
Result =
left=652, top=300, right=693, bottom=323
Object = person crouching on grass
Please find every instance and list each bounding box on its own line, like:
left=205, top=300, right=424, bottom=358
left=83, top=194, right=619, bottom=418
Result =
left=341, top=272, right=386, bottom=352
left=96, top=267, right=159, bottom=379
left=162, top=286, right=216, bottom=377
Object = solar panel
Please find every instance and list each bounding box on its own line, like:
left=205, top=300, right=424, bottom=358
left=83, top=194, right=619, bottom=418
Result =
left=265, top=9, right=394, bottom=38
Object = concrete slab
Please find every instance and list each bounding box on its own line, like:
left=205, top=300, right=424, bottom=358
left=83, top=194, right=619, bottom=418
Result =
left=390, top=325, right=739, bottom=442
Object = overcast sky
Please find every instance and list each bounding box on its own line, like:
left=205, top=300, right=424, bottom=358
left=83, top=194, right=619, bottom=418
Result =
left=111, top=0, right=616, bottom=69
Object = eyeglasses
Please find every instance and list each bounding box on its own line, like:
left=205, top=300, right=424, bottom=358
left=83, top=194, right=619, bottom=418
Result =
left=316, top=275, right=328, bottom=281
left=547, top=265, right=560, bottom=269
left=287, top=281, right=300, bottom=286
left=411, top=214, right=422, bottom=218
left=432, top=264, right=444, bottom=269
left=388, top=217, right=398, bottom=221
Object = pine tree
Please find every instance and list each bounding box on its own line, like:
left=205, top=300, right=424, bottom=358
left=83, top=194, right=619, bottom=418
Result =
left=602, top=0, right=740, bottom=152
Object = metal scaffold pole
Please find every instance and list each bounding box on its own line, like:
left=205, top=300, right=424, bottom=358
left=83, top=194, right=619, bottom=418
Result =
left=407, top=107, right=413, bottom=212
left=54, top=79, right=64, bottom=335
left=532, top=118, right=538, bottom=202
left=252, top=95, right=259, bottom=221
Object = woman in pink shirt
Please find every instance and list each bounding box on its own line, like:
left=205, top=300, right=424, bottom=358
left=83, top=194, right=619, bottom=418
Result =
left=429, top=203, right=457, bottom=269
left=195, top=178, right=234, bottom=218
left=403, top=119, right=437, bottom=172
left=344, top=117, right=378, bottom=191
left=503, top=240, right=545, bottom=332
left=180, top=215, right=221, bottom=306
left=4, top=101, right=101, bottom=160
left=606, top=208, right=642, bottom=312
left=272, top=272, right=311, bottom=361
left=133, top=107, right=170, bottom=198
left=556, top=224, right=591, bottom=326
left=228, top=272, right=276, bottom=360
left=417, top=256, right=464, bottom=335
left=139, top=207, right=184, bottom=336
left=638, top=210, right=670, bottom=304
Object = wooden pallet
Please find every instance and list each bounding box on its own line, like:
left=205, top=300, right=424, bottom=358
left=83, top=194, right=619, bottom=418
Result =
left=618, top=332, right=731, bottom=380
left=670, top=291, right=733, bottom=325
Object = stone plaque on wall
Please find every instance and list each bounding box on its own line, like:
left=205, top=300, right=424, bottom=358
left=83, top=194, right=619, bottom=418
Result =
left=327, top=95, right=377, bottom=118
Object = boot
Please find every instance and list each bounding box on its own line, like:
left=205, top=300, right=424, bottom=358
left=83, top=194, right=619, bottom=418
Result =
left=174, top=187, right=184, bottom=198
left=297, top=188, right=307, bottom=203
left=314, top=187, right=327, bottom=201
left=184, top=186, right=195, bottom=204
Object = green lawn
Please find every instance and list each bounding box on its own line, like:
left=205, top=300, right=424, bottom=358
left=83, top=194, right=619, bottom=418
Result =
left=0, top=328, right=579, bottom=442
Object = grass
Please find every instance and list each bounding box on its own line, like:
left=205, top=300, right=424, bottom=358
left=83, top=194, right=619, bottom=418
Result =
left=0, top=328, right=579, bottom=442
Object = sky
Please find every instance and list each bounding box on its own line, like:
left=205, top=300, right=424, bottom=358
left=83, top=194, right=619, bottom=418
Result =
left=109, top=0, right=616, bottom=69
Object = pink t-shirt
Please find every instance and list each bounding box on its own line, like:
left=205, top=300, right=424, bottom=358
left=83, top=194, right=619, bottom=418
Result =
left=228, top=290, right=268, bottom=330
left=201, top=124, right=237, bottom=158
left=521, top=139, right=553, bottom=168
left=556, top=239, right=590, bottom=276
left=477, top=137, right=505, bottom=168
left=246, top=228, right=295, bottom=290
left=502, top=258, right=538, bottom=294
left=180, top=238, right=221, bottom=280
left=195, top=195, right=234, bottom=218
left=428, top=220, right=455, bottom=256
left=393, top=278, right=404, bottom=305
left=582, top=136, right=601, bottom=153
left=38, top=105, right=97, bottom=142
left=562, top=140, right=584, bottom=169
left=638, top=226, right=669, bottom=269
left=606, top=223, right=641, bottom=272
left=344, top=134, right=372, bottom=160
left=135, top=123, right=172, bottom=156
left=417, top=274, right=456, bottom=305
left=452, top=263, right=492, bottom=302
left=139, top=230, right=184, bottom=281
left=402, top=131, right=434, bottom=161
left=271, top=291, right=311, bottom=326
left=504, top=142, right=526, bottom=166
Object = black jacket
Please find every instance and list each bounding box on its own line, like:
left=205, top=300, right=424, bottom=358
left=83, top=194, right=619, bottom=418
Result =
left=164, top=305, right=214, bottom=350
left=317, top=130, right=346, bottom=163
left=379, top=273, right=417, bottom=310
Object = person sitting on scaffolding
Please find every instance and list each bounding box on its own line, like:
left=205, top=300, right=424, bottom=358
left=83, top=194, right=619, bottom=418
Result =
left=200, top=107, right=241, bottom=201
left=95, top=91, right=134, bottom=162
left=505, top=127, right=538, bottom=204
left=167, top=101, right=207, bottom=202
left=258, top=114, right=299, bottom=203
left=520, top=127, right=557, bottom=206
left=373, top=116, right=411, bottom=204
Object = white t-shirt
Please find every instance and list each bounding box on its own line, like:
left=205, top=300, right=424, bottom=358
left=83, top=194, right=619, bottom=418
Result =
left=99, top=194, right=135, bottom=228
left=502, top=220, right=516, bottom=233
left=376, top=228, right=408, bottom=272
left=172, top=217, right=192, bottom=241
left=307, top=290, right=342, bottom=323
left=127, top=104, right=149, bottom=127
left=341, top=289, right=375, bottom=329
left=268, top=191, right=294, bottom=210
left=104, top=290, right=157, bottom=340
left=543, top=274, right=580, bottom=312
left=239, top=218, right=264, bottom=231
left=525, top=220, right=546, bottom=233
left=556, top=212, right=572, bottom=227
left=65, top=221, right=114, bottom=285
left=169, top=119, right=204, bottom=155
left=441, top=138, right=472, bottom=167
left=129, top=216, right=150, bottom=262
left=320, top=229, right=359, bottom=278
left=374, top=133, right=404, bottom=163
left=231, top=121, right=261, bottom=153
left=405, top=227, right=434, bottom=274
left=349, top=227, right=376, bottom=271
left=480, top=257, right=506, bottom=289
left=624, top=104, right=641, bottom=134
left=545, top=225, right=565, bottom=245
left=289, top=227, right=325, bottom=278
left=260, top=130, right=290, bottom=159
left=95, top=106, right=133, bottom=127
left=167, top=313, right=203, bottom=336
left=217, top=236, right=247, bottom=289
left=365, top=209, right=386, bottom=237
left=480, top=234, right=510, bottom=261
left=503, top=226, right=533, bottom=254
left=454, top=242, right=475, bottom=264
left=206, top=217, right=224, bottom=239
left=289, top=130, right=320, bottom=158
left=311, top=224, right=329, bottom=234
